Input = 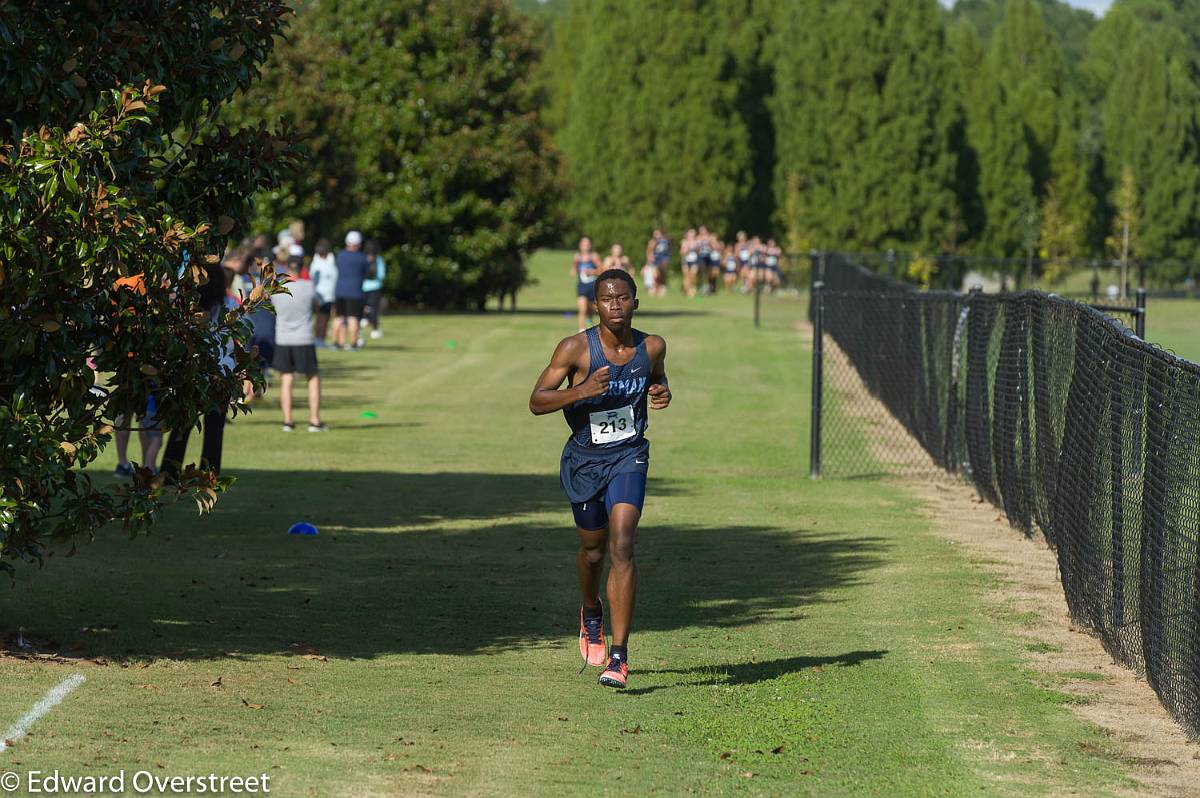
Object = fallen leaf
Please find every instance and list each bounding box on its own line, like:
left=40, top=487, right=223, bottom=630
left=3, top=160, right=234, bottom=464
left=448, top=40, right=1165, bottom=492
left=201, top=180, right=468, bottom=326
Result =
left=621, top=725, right=641, bottom=735
left=741, top=772, right=754, bottom=778
left=209, top=677, right=222, bottom=688
left=719, top=752, right=732, bottom=760
left=140, top=684, right=160, bottom=691
left=241, top=699, right=264, bottom=710
left=410, top=765, right=432, bottom=773
left=302, top=654, right=328, bottom=662
left=771, top=744, right=786, bottom=754
left=810, top=666, right=824, bottom=673
left=286, top=678, right=301, bottom=686
left=384, top=754, right=396, bottom=762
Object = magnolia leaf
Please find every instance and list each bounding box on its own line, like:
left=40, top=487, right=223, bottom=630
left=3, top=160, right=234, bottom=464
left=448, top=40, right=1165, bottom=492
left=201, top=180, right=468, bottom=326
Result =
left=62, top=57, right=78, bottom=72
left=217, top=215, right=235, bottom=235
left=40, top=319, right=61, bottom=332
left=209, top=36, right=225, bottom=50
left=70, top=73, right=86, bottom=88
left=139, top=364, right=158, bottom=376
left=229, top=43, right=246, bottom=60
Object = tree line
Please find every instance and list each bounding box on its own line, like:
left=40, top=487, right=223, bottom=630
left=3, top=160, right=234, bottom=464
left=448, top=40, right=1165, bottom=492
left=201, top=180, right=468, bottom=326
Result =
left=532, top=0, right=1200, bottom=282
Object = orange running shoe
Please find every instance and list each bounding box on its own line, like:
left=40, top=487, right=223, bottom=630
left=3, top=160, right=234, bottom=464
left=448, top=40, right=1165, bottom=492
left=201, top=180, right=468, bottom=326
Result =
left=579, top=604, right=607, bottom=667
left=598, top=655, right=628, bottom=688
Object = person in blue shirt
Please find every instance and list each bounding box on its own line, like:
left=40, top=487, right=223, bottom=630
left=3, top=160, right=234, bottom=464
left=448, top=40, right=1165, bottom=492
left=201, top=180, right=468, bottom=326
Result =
left=333, top=230, right=369, bottom=350
left=361, top=239, right=387, bottom=341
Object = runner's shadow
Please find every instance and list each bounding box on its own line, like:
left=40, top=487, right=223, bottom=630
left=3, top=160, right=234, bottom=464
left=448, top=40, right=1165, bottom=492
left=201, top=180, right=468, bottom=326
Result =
left=621, top=651, right=889, bottom=696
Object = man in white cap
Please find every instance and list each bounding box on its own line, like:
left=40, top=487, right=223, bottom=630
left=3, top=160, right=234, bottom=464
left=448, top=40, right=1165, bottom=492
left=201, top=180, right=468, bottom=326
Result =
left=334, top=230, right=369, bottom=349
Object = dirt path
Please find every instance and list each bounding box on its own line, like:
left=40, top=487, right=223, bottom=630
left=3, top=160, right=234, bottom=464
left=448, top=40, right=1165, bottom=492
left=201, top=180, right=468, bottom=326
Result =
left=815, top=328, right=1200, bottom=797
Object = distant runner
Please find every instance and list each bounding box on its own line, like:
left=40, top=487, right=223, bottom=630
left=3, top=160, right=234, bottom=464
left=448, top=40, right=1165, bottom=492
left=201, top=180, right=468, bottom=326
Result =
left=571, top=236, right=601, bottom=332
left=529, top=269, right=673, bottom=689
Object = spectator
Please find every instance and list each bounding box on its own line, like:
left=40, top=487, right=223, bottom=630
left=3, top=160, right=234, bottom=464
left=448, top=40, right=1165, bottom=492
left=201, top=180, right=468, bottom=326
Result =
left=161, top=263, right=234, bottom=480
left=271, top=255, right=326, bottom=432
left=361, top=240, right=387, bottom=340
left=309, top=238, right=337, bottom=347
left=333, top=230, right=369, bottom=350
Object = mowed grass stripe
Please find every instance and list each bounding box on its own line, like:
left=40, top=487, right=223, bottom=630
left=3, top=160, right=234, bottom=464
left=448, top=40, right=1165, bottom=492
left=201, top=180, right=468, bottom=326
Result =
left=0, top=251, right=1132, bottom=795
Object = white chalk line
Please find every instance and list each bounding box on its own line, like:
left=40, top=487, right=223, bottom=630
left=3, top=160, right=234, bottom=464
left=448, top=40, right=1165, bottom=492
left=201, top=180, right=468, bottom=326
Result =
left=0, top=674, right=86, bottom=753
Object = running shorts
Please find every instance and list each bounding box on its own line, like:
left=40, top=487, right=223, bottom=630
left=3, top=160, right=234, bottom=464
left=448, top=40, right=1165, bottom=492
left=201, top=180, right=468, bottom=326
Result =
left=571, top=471, right=648, bottom=530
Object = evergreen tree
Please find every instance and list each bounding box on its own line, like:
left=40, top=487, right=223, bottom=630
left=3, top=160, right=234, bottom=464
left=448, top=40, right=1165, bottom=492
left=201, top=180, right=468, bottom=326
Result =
left=959, top=39, right=1036, bottom=257
left=1106, top=164, right=1140, bottom=294
left=977, top=0, right=1095, bottom=257
left=541, top=0, right=593, bottom=138
left=772, top=0, right=959, bottom=251
left=1098, top=15, right=1200, bottom=262
left=948, top=0, right=1097, bottom=82
left=560, top=0, right=752, bottom=249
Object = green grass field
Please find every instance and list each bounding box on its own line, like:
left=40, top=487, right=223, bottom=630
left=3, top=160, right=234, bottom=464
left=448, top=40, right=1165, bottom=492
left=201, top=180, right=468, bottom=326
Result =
left=0, top=251, right=1174, bottom=795
left=1036, top=266, right=1199, bottom=362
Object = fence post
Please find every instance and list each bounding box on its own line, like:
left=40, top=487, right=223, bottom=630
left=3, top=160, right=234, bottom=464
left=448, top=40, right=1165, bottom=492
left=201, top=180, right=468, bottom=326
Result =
left=754, top=276, right=762, bottom=329
left=810, top=280, right=824, bottom=479
left=1135, top=287, right=1147, bottom=340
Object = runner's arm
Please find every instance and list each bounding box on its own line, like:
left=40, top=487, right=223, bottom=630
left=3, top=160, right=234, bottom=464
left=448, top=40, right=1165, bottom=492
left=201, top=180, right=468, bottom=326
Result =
left=529, top=337, right=610, bottom=415
left=646, top=336, right=671, bottom=410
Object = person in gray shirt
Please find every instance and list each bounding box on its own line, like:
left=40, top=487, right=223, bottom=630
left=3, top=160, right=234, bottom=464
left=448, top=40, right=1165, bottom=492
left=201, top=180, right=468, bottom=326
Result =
left=270, top=252, right=327, bottom=432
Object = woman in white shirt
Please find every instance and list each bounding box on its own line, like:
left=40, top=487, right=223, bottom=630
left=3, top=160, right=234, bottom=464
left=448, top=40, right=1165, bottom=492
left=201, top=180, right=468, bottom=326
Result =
left=308, top=238, right=338, bottom=347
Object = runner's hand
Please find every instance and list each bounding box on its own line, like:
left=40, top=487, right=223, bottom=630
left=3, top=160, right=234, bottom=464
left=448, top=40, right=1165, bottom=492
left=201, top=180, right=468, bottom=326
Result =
left=649, top=383, right=671, bottom=409
left=577, top=366, right=610, bottom=399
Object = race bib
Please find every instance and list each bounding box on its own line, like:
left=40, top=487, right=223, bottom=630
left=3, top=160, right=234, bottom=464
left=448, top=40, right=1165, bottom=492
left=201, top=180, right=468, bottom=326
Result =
left=590, top=405, right=636, bottom=445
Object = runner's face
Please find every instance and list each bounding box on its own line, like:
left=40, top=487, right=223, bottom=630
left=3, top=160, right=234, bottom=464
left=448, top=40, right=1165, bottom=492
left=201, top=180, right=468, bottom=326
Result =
left=594, top=279, right=637, bottom=328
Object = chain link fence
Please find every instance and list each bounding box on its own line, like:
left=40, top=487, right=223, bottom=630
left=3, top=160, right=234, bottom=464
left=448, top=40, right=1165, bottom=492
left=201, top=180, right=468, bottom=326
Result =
left=810, top=252, right=1200, bottom=737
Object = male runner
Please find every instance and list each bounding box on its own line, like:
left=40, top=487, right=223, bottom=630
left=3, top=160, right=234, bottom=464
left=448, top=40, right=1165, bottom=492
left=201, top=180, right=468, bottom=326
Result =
left=529, top=269, right=672, bottom=689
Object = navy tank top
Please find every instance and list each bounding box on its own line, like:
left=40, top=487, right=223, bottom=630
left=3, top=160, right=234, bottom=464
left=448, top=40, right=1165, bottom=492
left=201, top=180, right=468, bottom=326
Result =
left=576, top=254, right=598, bottom=286
left=563, top=327, right=650, bottom=450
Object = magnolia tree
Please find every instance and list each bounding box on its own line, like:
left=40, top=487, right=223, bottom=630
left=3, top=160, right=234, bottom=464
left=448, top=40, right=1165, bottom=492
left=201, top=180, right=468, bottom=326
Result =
left=0, top=2, right=299, bottom=574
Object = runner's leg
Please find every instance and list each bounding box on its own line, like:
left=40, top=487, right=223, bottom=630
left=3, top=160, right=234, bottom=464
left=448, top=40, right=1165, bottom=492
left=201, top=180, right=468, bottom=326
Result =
left=576, top=526, right=608, bottom=609
left=576, top=295, right=588, bottom=331
left=605, top=503, right=640, bottom=647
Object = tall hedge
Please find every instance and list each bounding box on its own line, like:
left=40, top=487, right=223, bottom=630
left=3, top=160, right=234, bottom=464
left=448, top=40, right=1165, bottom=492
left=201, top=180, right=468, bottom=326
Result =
left=557, top=0, right=753, bottom=249
left=232, top=0, right=564, bottom=310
